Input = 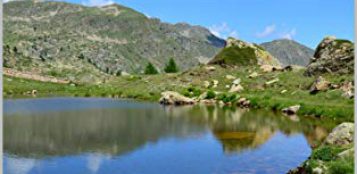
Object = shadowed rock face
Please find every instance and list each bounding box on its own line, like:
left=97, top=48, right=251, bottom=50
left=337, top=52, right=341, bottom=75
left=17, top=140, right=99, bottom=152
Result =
left=3, top=1, right=225, bottom=77
left=260, top=39, right=314, bottom=66
left=305, top=36, right=354, bottom=76
left=209, top=37, right=281, bottom=66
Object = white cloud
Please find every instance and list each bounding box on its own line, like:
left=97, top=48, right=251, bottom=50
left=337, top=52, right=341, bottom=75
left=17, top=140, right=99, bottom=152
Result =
left=209, top=22, right=239, bottom=39
left=82, top=0, right=115, bottom=7
left=255, top=24, right=297, bottom=40
left=280, top=28, right=296, bottom=40
left=256, top=24, right=276, bottom=38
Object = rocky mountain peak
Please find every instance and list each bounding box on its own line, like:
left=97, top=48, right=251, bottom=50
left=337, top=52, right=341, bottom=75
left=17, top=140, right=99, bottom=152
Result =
left=260, top=39, right=314, bottom=66
left=3, top=1, right=225, bottom=78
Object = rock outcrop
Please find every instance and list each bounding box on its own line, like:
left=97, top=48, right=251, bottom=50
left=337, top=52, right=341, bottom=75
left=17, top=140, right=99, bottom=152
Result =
left=229, top=78, right=244, bottom=93
left=282, top=105, right=300, bottom=115
left=159, top=91, right=196, bottom=105
left=309, top=76, right=331, bottom=94
left=324, top=122, right=354, bottom=146
left=209, top=37, right=281, bottom=66
left=340, top=81, right=354, bottom=99
left=305, top=36, right=354, bottom=76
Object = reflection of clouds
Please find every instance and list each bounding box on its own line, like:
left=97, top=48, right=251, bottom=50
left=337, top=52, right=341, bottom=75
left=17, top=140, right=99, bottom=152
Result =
left=6, top=157, right=36, bottom=174
left=87, top=153, right=110, bottom=173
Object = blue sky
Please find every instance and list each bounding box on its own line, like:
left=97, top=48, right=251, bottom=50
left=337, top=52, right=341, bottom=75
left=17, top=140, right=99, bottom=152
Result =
left=59, top=0, right=353, bottom=48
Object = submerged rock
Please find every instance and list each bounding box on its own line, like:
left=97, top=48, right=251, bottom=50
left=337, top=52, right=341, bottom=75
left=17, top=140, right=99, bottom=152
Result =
left=324, top=122, right=354, bottom=146
left=159, top=91, right=196, bottom=105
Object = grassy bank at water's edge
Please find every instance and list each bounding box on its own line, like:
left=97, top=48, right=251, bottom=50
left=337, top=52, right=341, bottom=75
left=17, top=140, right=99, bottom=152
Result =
left=3, top=65, right=354, bottom=122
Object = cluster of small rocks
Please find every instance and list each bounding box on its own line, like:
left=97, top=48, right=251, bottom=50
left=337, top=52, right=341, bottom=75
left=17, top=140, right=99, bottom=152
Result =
left=309, top=76, right=354, bottom=98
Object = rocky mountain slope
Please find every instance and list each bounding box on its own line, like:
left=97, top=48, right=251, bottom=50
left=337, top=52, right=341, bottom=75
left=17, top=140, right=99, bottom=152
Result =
left=209, top=37, right=281, bottom=66
left=305, top=36, right=354, bottom=76
left=260, top=39, right=314, bottom=66
left=3, top=0, right=225, bottom=78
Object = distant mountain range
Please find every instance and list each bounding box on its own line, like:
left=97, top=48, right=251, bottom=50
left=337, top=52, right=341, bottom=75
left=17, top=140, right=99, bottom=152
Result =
left=4, top=0, right=319, bottom=81
left=3, top=0, right=225, bottom=76
left=260, top=39, right=314, bottom=66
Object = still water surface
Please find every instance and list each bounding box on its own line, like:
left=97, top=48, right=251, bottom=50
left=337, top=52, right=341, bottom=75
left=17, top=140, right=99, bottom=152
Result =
left=4, top=98, right=329, bottom=174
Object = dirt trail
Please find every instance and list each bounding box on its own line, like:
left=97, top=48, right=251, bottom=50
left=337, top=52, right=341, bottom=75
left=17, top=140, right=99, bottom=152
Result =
left=4, top=68, right=70, bottom=84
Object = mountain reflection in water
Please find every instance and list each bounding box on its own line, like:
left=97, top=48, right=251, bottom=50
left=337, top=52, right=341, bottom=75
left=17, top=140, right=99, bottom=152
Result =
left=4, top=98, right=332, bottom=174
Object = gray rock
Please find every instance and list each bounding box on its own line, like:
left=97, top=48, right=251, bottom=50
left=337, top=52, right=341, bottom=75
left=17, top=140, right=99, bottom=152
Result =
left=305, top=36, right=354, bottom=76
left=282, top=105, right=300, bottom=115
left=337, top=148, right=354, bottom=159
left=324, top=122, right=354, bottom=146
left=159, top=91, right=196, bottom=105
left=310, top=76, right=330, bottom=94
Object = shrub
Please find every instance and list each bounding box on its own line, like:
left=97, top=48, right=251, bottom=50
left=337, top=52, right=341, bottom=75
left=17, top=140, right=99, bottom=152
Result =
left=144, top=62, right=159, bottom=75
left=311, top=146, right=344, bottom=161
left=183, top=86, right=201, bottom=98
left=164, top=58, right=179, bottom=73
left=217, top=93, right=238, bottom=103
left=329, top=157, right=354, bottom=174
left=205, top=90, right=216, bottom=99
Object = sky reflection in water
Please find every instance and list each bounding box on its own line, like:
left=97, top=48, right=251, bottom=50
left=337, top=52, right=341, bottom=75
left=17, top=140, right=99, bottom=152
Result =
left=4, top=98, right=328, bottom=174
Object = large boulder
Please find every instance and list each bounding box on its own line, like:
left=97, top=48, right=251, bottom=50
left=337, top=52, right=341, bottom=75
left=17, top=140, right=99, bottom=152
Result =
left=324, top=122, right=354, bottom=146
left=309, top=76, right=330, bottom=94
left=260, top=64, right=283, bottom=73
left=159, top=91, right=196, bottom=105
left=305, top=36, right=354, bottom=76
left=229, top=78, right=244, bottom=92
left=340, top=81, right=354, bottom=99
left=209, top=37, right=281, bottom=66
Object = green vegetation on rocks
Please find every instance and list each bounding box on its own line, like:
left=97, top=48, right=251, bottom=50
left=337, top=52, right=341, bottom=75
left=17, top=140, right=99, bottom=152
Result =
left=210, top=46, right=258, bottom=65
left=209, top=37, right=280, bottom=66
left=305, top=36, right=354, bottom=76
